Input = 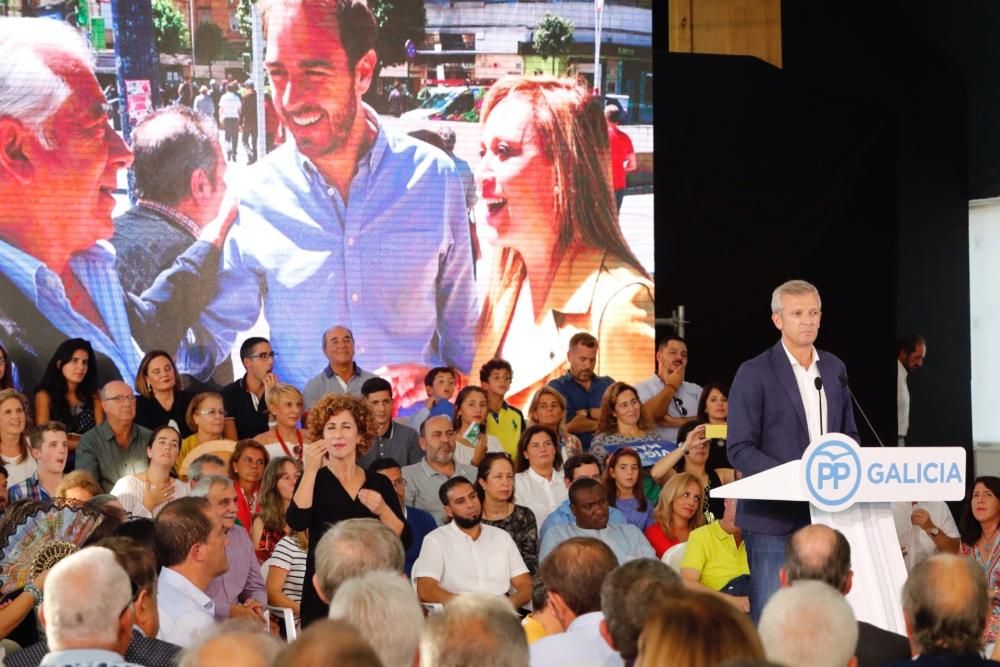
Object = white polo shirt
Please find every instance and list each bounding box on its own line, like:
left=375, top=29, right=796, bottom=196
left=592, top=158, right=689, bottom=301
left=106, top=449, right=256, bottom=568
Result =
left=515, top=467, right=567, bottom=528
left=412, top=521, right=528, bottom=597
left=156, top=566, right=216, bottom=648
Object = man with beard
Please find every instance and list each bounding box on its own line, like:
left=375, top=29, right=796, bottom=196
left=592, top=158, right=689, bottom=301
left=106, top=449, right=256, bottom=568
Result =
left=548, top=333, right=615, bottom=451
left=412, top=477, right=532, bottom=608
left=635, top=335, right=701, bottom=445
left=138, top=0, right=476, bottom=391
left=401, top=415, right=477, bottom=525
left=897, top=334, right=926, bottom=445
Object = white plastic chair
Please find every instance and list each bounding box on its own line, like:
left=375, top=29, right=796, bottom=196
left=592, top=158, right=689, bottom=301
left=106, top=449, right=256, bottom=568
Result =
left=662, top=542, right=688, bottom=573
left=261, top=562, right=298, bottom=642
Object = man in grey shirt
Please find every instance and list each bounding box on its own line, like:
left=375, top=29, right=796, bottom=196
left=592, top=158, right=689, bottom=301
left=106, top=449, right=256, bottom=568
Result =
left=303, top=325, right=377, bottom=409
left=359, top=377, right=423, bottom=468
left=76, top=381, right=152, bottom=492
left=401, top=415, right=476, bottom=525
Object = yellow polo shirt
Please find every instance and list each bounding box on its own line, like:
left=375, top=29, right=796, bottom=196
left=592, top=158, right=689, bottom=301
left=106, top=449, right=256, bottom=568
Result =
left=680, top=521, right=749, bottom=591
left=486, top=403, right=525, bottom=458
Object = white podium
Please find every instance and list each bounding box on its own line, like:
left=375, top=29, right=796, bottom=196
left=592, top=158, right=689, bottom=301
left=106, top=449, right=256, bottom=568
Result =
left=712, top=434, right=966, bottom=634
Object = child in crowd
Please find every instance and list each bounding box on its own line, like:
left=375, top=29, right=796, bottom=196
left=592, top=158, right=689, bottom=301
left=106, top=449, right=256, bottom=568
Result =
left=480, top=358, right=525, bottom=458
left=606, top=448, right=654, bottom=532
left=409, top=367, right=458, bottom=432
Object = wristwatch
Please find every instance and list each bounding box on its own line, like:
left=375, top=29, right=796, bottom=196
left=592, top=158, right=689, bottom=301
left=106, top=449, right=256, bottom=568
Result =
left=928, top=526, right=941, bottom=537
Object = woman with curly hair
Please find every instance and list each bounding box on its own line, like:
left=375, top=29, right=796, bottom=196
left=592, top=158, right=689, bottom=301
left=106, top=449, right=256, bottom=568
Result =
left=286, top=393, right=407, bottom=627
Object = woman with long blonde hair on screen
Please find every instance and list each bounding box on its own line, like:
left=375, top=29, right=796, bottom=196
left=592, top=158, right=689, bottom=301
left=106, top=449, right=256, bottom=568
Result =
left=471, top=76, right=654, bottom=406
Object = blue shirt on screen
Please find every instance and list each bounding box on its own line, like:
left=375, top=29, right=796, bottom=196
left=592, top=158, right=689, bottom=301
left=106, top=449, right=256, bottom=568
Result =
left=145, top=107, right=478, bottom=387
left=548, top=372, right=615, bottom=450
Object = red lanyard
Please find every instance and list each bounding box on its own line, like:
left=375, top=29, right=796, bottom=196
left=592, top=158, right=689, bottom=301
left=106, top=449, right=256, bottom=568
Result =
left=276, top=429, right=303, bottom=459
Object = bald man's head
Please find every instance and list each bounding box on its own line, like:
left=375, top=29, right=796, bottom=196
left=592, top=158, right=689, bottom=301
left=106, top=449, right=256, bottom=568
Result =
left=902, top=554, right=987, bottom=656
left=782, top=524, right=852, bottom=593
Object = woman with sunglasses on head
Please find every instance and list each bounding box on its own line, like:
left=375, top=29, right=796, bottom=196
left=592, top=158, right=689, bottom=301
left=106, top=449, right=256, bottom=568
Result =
left=477, top=451, right=539, bottom=574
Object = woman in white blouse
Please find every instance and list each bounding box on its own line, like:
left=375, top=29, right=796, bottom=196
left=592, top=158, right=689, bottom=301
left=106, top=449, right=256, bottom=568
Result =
left=514, top=425, right=567, bottom=528
left=111, top=425, right=190, bottom=518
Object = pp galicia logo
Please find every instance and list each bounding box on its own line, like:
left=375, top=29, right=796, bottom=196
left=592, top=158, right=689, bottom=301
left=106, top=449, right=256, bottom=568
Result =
left=802, top=438, right=863, bottom=511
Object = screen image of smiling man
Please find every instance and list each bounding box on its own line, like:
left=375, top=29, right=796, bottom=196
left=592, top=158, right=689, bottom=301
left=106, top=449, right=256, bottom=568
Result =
left=0, top=19, right=141, bottom=393
left=139, top=0, right=477, bottom=389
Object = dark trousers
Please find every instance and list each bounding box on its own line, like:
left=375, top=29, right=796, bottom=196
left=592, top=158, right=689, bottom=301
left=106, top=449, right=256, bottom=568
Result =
left=223, top=118, right=239, bottom=160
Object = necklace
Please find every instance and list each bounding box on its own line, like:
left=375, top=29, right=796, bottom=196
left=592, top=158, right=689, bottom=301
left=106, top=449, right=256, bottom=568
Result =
left=276, top=428, right=303, bottom=459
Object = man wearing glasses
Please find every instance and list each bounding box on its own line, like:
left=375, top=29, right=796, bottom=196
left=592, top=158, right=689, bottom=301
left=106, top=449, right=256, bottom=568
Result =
left=77, top=381, right=153, bottom=492
left=221, top=337, right=277, bottom=441
left=636, top=335, right=702, bottom=446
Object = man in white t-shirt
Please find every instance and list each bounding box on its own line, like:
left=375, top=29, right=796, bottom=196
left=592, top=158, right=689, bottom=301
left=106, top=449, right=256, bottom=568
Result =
left=412, top=477, right=531, bottom=608
left=217, top=81, right=242, bottom=162
left=635, top=336, right=701, bottom=445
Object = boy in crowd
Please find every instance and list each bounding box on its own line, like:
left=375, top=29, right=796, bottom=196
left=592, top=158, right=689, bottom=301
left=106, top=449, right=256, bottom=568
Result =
left=409, top=367, right=458, bottom=432
left=10, top=421, right=70, bottom=501
left=480, top=358, right=525, bottom=458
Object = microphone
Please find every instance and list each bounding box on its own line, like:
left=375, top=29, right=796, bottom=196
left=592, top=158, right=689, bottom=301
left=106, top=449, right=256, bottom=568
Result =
left=814, top=377, right=824, bottom=435
left=839, top=372, right=887, bottom=447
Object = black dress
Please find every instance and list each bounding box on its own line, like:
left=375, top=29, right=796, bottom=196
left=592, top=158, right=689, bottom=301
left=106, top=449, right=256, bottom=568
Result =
left=135, top=390, right=193, bottom=438
left=286, top=466, right=409, bottom=627
left=482, top=504, right=539, bottom=574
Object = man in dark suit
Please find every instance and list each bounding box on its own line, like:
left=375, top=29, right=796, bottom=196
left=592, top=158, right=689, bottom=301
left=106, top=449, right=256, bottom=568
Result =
left=781, top=524, right=911, bottom=667
left=884, top=554, right=1000, bottom=667
left=728, top=279, right=859, bottom=621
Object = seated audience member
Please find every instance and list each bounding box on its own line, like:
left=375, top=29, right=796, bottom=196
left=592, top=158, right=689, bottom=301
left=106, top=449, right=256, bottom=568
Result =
left=187, top=453, right=228, bottom=488
left=421, top=593, right=529, bottom=667
left=479, top=452, right=540, bottom=574
left=481, top=358, right=526, bottom=457
left=133, top=350, right=194, bottom=438
left=221, top=338, right=275, bottom=441
left=408, top=366, right=458, bottom=433
left=599, top=559, right=684, bottom=667
left=453, top=386, right=505, bottom=466
left=273, top=619, right=382, bottom=667
left=264, top=529, right=308, bottom=628
left=523, top=576, right=564, bottom=645
left=302, top=326, right=377, bottom=409
left=177, top=392, right=228, bottom=474
left=694, top=381, right=733, bottom=471
left=528, top=387, right=583, bottom=460
left=110, top=106, right=227, bottom=299
left=634, top=335, right=701, bottom=445
left=402, top=415, right=477, bottom=525
left=175, top=619, right=284, bottom=667
left=328, top=571, right=424, bottom=667
left=605, top=448, right=654, bottom=532
left=413, top=477, right=531, bottom=607
left=758, top=581, right=858, bottom=667
left=359, top=377, right=423, bottom=468
left=781, top=524, right=910, bottom=667
left=255, top=384, right=306, bottom=461
left=884, top=554, right=1000, bottom=667
left=36, top=547, right=137, bottom=667
left=539, top=478, right=654, bottom=564
left=680, top=497, right=750, bottom=613
left=531, top=537, right=621, bottom=667
left=251, top=456, right=302, bottom=563
left=230, top=439, right=269, bottom=532
left=538, top=454, right=628, bottom=539
left=7, top=536, right=183, bottom=667
left=0, top=389, right=37, bottom=485
left=76, top=381, right=153, bottom=493
left=548, top=333, right=616, bottom=452
left=193, top=475, right=267, bottom=622
left=644, top=472, right=706, bottom=557
left=635, top=593, right=765, bottom=667
left=113, top=519, right=160, bottom=564
left=311, top=518, right=405, bottom=605
left=111, top=426, right=191, bottom=518
left=9, top=422, right=69, bottom=502
left=514, top=426, right=568, bottom=530
left=154, top=497, right=230, bottom=647
left=959, top=476, right=1000, bottom=652
left=33, top=340, right=104, bottom=453
left=55, top=469, right=102, bottom=504
left=370, top=457, right=437, bottom=575
left=892, top=500, right=960, bottom=571
left=662, top=421, right=736, bottom=521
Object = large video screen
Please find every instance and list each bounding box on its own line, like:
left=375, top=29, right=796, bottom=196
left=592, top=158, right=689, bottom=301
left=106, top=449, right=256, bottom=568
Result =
left=0, top=0, right=653, bottom=413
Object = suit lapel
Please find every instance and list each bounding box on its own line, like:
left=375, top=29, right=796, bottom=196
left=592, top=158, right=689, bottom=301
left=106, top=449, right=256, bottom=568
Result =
left=769, top=342, right=809, bottom=433
left=817, top=350, right=839, bottom=432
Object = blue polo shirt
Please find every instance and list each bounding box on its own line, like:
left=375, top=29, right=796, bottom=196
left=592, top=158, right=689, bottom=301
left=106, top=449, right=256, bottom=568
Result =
left=548, top=372, right=615, bottom=450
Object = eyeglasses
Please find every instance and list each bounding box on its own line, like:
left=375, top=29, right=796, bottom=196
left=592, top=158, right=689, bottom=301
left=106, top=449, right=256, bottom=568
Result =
left=672, top=396, right=688, bottom=417
left=196, top=409, right=226, bottom=417
left=249, top=352, right=278, bottom=360
left=105, top=395, right=137, bottom=404
left=391, top=478, right=407, bottom=489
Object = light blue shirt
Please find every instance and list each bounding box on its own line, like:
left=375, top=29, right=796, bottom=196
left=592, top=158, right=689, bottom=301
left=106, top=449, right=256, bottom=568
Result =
left=539, top=522, right=655, bottom=564
left=538, top=498, right=627, bottom=541
left=0, top=238, right=142, bottom=383
left=179, top=109, right=477, bottom=387
left=39, top=648, right=141, bottom=667
left=530, top=612, right=622, bottom=667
